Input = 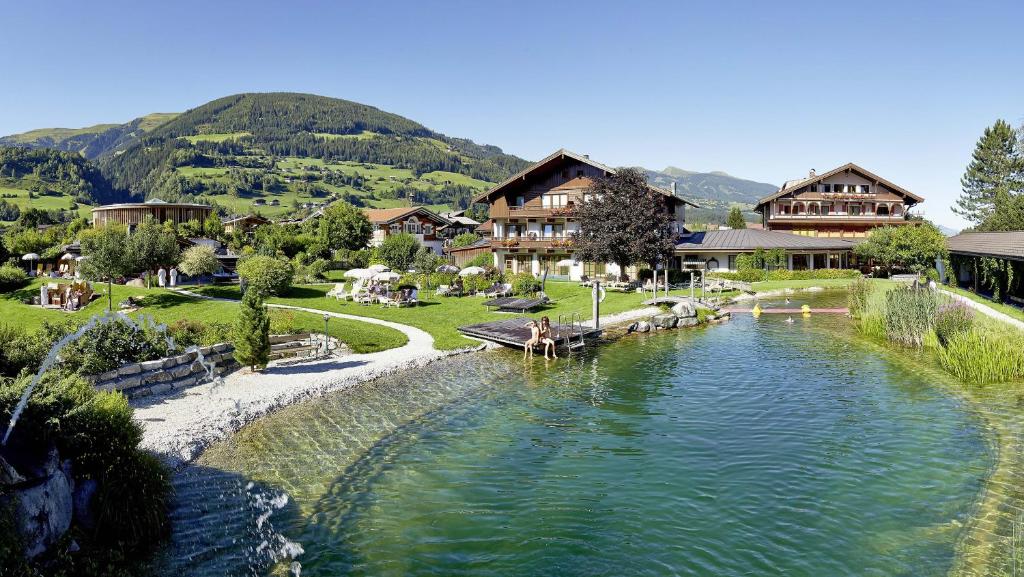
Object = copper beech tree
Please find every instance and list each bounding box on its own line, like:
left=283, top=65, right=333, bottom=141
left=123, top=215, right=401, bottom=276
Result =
left=573, top=167, right=679, bottom=279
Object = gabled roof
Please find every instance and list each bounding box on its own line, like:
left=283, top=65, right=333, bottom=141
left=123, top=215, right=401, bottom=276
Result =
left=756, top=163, right=923, bottom=208
left=947, top=231, right=1024, bottom=262
left=362, top=206, right=451, bottom=225
left=222, top=214, right=271, bottom=224
left=472, top=148, right=698, bottom=207
left=675, top=229, right=857, bottom=251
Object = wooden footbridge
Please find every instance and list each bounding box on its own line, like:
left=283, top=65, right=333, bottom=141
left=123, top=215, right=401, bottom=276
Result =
left=723, top=306, right=849, bottom=314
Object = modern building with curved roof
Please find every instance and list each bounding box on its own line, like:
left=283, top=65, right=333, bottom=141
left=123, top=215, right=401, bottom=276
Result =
left=91, top=198, right=212, bottom=229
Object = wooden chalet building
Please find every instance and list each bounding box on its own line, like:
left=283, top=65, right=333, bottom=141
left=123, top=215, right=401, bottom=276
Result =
left=92, top=199, right=212, bottom=230
left=755, top=163, right=923, bottom=238
left=362, top=207, right=451, bottom=255
left=222, top=214, right=270, bottom=235
left=472, top=149, right=695, bottom=280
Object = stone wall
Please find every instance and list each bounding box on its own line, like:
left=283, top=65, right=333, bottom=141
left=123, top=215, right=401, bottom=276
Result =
left=86, top=343, right=238, bottom=399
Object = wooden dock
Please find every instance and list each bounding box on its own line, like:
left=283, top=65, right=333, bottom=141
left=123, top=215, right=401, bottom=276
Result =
left=723, top=307, right=849, bottom=314
left=458, top=318, right=601, bottom=349
left=641, top=296, right=694, bottom=306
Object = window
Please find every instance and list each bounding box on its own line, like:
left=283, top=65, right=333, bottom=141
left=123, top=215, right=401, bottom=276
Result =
left=424, top=224, right=434, bottom=235
left=810, top=184, right=818, bottom=192
left=542, top=193, right=567, bottom=208
left=821, top=184, right=832, bottom=193
left=404, top=218, right=420, bottom=234
left=849, top=204, right=862, bottom=216
left=860, top=185, right=870, bottom=193
left=515, top=196, right=525, bottom=207
left=821, top=203, right=833, bottom=215
left=728, top=254, right=737, bottom=270
left=543, top=223, right=564, bottom=238
left=584, top=261, right=607, bottom=277
left=809, top=204, right=820, bottom=215
left=389, top=223, right=400, bottom=234
left=792, top=254, right=809, bottom=270
left=813, top=254, right=827, bottom=269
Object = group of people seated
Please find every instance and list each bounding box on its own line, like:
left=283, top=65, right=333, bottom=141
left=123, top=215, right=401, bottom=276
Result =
left=524, top=316, right=557, bottom=360
left=39, top=281, right=94, bottom=311
left=360, top=282, right=418, bottom=306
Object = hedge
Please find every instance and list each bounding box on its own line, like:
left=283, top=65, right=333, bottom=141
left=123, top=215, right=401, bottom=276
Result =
left=712, top=269, right=862, bottom=282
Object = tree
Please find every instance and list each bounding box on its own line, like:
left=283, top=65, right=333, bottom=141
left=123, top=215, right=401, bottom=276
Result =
left=128, top=216, right=179, bottom=287
left=954, top=119, right=1024, bottom=225
left=177, top=245, right=219, bottom=286
left=574, top=167, right=678, bottom=278
left=233, top=289, right=270, bottom=371
left=855, top=223, right=947, bottom=273
left=412, top=246, right=444, bottom=273
left=375, top=232, right=420, bottom=271
left=979, top=191, right=1024, bottom=232
left=726, top=206, right=747, bottom=229
left=79, top=225, right=132, bottom=310
left=451, top=232, right=481, bottom=248
left=236, top=255, right=293, bottom=296
left=314, top=201, right=373, bottom=253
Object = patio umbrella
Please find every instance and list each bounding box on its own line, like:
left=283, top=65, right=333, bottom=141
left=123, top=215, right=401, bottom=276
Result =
left=372, top=271, right=401, bottom=282
left=344, top=268, right=374, bottom=279
left=555, top=259, right=575, bottom=267
left=21, top=253, right=39, bottom=275
left=59, top=253, right=76, bottom=261
left=436, top=264, right=460, bottom=273
left=459, top=266, right=486, bottom=276
left=368, top=264, right=391, bottom=273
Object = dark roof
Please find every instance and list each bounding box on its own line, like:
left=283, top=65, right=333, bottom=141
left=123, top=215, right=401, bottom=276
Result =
left=675, top=229, right=857, bottom=251
left=755, top=162, right=923, bottom=208
left=472, top=148, right=698, bottom=207
left=947, top=231, right=1024, bottom=262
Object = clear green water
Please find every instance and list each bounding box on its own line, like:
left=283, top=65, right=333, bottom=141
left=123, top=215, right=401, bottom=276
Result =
left=156, top=293, right=996, bottom=576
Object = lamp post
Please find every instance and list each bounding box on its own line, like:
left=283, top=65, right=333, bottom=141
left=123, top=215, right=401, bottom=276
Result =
left=322, top=313, right=330, bottom=358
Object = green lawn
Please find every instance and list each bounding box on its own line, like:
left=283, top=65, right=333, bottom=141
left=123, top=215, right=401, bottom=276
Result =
left=0, top=279, right=407, bottom=353
left=944, top=285, right=1024, bottom=323
left=194, top=281, right=735, bottom=350
left=182, top=132, right=251, bottom=144
left=752, top=278, right=860, bottom=292
left=0, top=184, right=92, bottom=221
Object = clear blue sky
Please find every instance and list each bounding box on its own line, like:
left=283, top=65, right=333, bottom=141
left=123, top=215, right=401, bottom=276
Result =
left=2, top=0, right=1021, bottom=229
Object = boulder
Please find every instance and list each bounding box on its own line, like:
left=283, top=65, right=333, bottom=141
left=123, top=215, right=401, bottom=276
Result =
left=117, top=363, right=142, bottom=376
left=651, top=314, right=679, bottom=329
left=671, top=301, right=697, bottom=318
left=12, top=448, right=73, bottom=558
left=635, top=321, right=652, bottom=333
left=677, top=316, right=699, bottom=328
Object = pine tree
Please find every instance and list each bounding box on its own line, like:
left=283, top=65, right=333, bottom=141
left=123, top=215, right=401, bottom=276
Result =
left=726, top=206, right=747, bottom=229
left=954, top=119, right=1024, bottom=225
left=233, top=290, right=270, bottom=371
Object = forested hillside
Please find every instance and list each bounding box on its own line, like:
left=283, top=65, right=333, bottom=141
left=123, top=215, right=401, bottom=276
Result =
left=0, top=146, right=130, bottom=222
left=645, top=167, right=777, bottom=224
left=0, top=113, right=178, bottom=159
left=98, top=93, right=530, bottom=218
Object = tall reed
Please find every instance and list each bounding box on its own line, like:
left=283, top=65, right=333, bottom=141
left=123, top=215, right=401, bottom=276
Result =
left=938, top=324, right=1024, bottom=384
left=882, top=288, right=939, bottom=347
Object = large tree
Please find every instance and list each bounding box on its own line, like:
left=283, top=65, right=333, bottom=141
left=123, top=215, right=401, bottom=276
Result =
left=79, top=225, right=133, bottom=310
left=375, top=232, right=420, bottom=271
left=854, top=223, right=948, bottom=273
left=128, top=217, right=179, bottom=287
left=954, top=119, right=1024, bottom=225
left=574, top=167, right=679, bottom=278
left=979, top=191, right=1024, bottom=232
left=314, top=202, right=373, bottom=253
left=177, top=244, right=219, bottom=286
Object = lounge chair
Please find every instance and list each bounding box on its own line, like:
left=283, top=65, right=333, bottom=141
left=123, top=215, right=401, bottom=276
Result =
left=482, top=296, right=519, bottom=310
left=496, top=293, right=550, bottom=313
left=326, top=282, right=347, bottom=299
left=579, top=275, right=592, bottom=287
left=482, top=282, right=512, bottom=298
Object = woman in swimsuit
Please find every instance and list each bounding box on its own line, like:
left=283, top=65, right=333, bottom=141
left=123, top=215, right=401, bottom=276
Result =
left=539, top=316, right=557, bottom=359
left=524, top=320, right=541, bottom=358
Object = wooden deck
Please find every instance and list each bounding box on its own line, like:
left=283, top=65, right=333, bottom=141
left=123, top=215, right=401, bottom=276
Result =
left=724, top=307, right=849, bottom=314
left=458, top=318, right=601, bottom=349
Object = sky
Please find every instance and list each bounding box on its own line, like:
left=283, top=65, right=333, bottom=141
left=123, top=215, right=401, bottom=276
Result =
left=1, top=0, right=1022, bottom=230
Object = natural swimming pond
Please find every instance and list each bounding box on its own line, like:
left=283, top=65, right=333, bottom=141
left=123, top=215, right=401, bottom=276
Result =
left=155, top=292, right=1006, bottom=576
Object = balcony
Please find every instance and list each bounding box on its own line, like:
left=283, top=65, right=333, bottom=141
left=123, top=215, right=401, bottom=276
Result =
left=490, top=236, right=576, bottom=251
left=489, top=205, right=576, bottom=219
left=768, top=213, right=908, bottom=223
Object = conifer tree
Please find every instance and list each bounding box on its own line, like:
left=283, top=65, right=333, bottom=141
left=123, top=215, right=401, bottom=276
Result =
left=726, top=206, right=747, bottom=229
left=233, top=290, right=270, bottom=371
left=954, top=119, right=1024, bottom=225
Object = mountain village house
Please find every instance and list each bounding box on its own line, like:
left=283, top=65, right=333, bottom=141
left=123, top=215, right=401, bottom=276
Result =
left=362, top=207, right=451, bottom=255
left=755, top=163, right=922, bottom=238
left=472, top=149, right=695, bottom=281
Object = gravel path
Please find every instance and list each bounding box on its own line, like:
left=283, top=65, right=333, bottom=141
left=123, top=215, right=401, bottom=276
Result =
left=939, top=289, right=1024, bottom=332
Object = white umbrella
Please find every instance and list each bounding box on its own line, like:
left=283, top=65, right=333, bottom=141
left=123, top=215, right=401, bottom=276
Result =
left=344, top=268, right=374, bottom=279
left=21, top=253, right=40, bottom=261
left=372, top=271, right=400, bottom=282
left=459, top=266, right=486, bottom=276
left=59, top=253, right=76, bottom=261
left=555, top=259, right=575, bottom=267
left=368, top=264, right=391, bottom=273
left=436, top=264, right=460, bottom=273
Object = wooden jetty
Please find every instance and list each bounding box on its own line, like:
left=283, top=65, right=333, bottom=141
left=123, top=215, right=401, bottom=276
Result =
left=458, top=318, right=601, bottom=350
left=641, top=296, right=694, bottom=306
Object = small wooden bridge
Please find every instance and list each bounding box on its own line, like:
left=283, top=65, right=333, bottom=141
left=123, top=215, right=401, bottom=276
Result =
left=724, top=307, right=849, bottom=314
left=458, top=318, right=601, bottom=350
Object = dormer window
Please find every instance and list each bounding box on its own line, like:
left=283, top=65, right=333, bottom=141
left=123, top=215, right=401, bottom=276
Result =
left=821, top=184, right=831, bottom=193
left=860, top=185, right=870, bottom=193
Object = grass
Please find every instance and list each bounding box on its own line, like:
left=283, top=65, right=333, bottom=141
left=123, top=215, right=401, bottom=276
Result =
left=943, top=285, right=1024, bottom=323
left=194, top=281, right=735, bottom=350
left=0, top=279, right=407, bottom=353
left=181, top=132, right=251, bottom=144
left=0, top=183, right=93, bottom=221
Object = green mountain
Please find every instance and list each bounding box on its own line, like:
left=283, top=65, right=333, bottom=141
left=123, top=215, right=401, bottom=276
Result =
left=0, top=113, right=179, bottom=160
left=0, top=146, right=129, bottom=222
left=645, top=167, right=777, bottom=224
left=95, top=92, right=530, bottom=218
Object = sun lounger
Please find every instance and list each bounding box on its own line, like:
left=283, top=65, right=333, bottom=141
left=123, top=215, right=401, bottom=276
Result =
left=482, top=296, right=519, bottom=310
left=496, top=296, right=549, bottom=313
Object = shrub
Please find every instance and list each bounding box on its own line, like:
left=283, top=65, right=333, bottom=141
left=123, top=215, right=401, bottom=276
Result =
left=510, top=272, right=540, bottom=295
left=465, top=253, right=492, bottom=268
left=451, top=233, right=481, bottom=248
left=0, top=323, right=42, bottom=378
left=293, top=257, right=329, bottom=283
left=882, top=288, right=939, bottom=347
left=374, top=232, right=420, bottom=271
left=238, top=255, right=293, bottom=297
left=177, top=244, right=219, bottom=284
left=91, top=450, right=171, bottom=552
left=0, top=263, right=28, bottom=291
left=54, top=317, right=171, bottom=376
left=934, top=302, right=974, bottom=346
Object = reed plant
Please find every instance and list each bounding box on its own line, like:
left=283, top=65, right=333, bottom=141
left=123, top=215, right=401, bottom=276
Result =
left=882, top=288, right=939, bottom=347
left=847, top=278, right=873, bottom=318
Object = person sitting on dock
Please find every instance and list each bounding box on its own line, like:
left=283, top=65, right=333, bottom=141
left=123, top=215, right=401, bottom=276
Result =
left=540, top=316, right=557, bottom=360
left=524, top=320, right=541, bottom=359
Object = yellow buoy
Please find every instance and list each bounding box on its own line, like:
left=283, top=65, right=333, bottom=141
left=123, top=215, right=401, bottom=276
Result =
left=801, top=304, right=811, bottom=316
left=752, top=304, right=762, bottom=317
